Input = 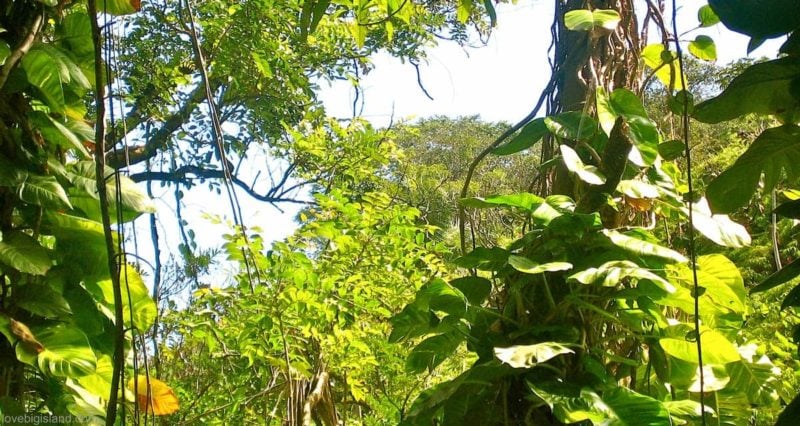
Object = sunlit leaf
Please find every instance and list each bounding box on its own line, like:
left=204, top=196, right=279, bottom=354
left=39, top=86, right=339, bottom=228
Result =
left=494, top=342, right=573, bottom=368
left=128, top=376, right=179, bottom=415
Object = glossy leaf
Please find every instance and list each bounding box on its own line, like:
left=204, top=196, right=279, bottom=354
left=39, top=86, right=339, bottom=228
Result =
left=569, top=260, right=675, bottom=292
left=564, top=9, right=620, bottom=32
left=693, top=58, right=800, bottom=123
left=86, top=267, right=157, bottom=331
left=18, top=175, right=72, bottom=209
left=659, top=326, right=740, bottom=365
left=705, top=125, right=800, bottom=213
left=602, top=229, right=688, bottom=263
left=11, top=283, right=71, bottom=318
left=492, top=118, right=547, bottom=155
left=642, top=44, right=684, bottom=91
left=450, top=276, right=492, bottom=305
left=0, top=232, right=52, bottom=275
left=15, top=325, right=96, bottom=378
left=508, top=255, right=572, bottom=274
left=709, top=0, right=800, bottom=39
left=688, top=35, right=717, bottom=61
left=494, top=342, right=573, bottom=368
left=21, top=48, right=64, bottom=112
left=546, top=112, right=598, bottom=141
left=560, top=145, right=606, bottom=185
left=406, top=332, right=462, bottom=374
left=697, top=5, right=720, bottom=27
left=688, top=198, right=751, bottom=248
left=751, top=257, right=800, bottom=294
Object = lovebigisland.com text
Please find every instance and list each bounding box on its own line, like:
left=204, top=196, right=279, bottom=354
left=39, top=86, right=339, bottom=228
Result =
left=2, top=414, right=93, bottom=425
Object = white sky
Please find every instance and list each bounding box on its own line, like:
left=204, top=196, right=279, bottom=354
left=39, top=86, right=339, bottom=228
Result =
left=138, top=0, right=785, bottom=286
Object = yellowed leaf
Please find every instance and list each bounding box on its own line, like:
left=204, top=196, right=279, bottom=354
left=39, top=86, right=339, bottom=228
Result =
left=127, top=376, right=179, bottom=415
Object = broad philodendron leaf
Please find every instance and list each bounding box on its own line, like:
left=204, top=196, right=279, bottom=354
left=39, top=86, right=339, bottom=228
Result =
left=663, top=400, right=714, bottom=419
left=773, top=199, right=800, bottom=218
left=21, top=48, right=65, bottom=112
left=461, top=192, right=544, bottom=210
left=417, top=278, right=467, bottom=316
left=659, top=325, right=740, bottom=365
left=705, top=125, right=800, bottom=213
left=11, top=283, right=71, bottom=318
left=66, top=161, right=156, bottom=221
left=602, top=229, right=688, bottom=263
left=18, top=174, right=72, bottom=209
left=693, top=58, right=800, bottom=124
left=725, top=345, right=781, bottom=405
left=687, top=198, right=751, bottom=248
left=86, top=266, right=157, bottom=331
left=494, top=342, right=573, bottom=368
left=569, top=260, right=676, bottom=293
left=564, top=9, right=620, bottom=32
left=751, top=257, right=800, bottom=294
left=642, top=44, right=684, bottom=91
left=546, top=112, right=598, bottom=141
left=406, top=332, right=463, bottom=374
left=529, top=382, right=670, bottom=425
left=689, top=35, right=717, bottom=61
left=617, top=180, right=659, bottom=199
left=450, top=276, right=492, bottom=305
left=560, top=145, right=606, bottom=185
left=658, top=139, right=685, bottom=160
left=492, top=118, right=547, bottom=155
left=15, top=325, right=96, bottom=378
left=508, top=255, right=572, bottom=274
left=709, top=0, right=800, bottom=39
left=0, top=232, right=52, bottom=275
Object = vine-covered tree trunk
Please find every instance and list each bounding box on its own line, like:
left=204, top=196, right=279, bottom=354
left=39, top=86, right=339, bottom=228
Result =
left=545, top=0, right=642, bottom=200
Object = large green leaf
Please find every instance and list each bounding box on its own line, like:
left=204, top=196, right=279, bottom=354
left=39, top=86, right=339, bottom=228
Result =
left=21, top=48, right=65, bottom=111
left=560, top=145, right=606, bottom=185
left=417, top=278, right=467, bottom=316
left=697, top=5, right=720, bottom=27
left=450, top=276, right=491, bottom=305
left=569, top=260, right=676, bottom=293
left=687, top=199, right=751, bottom=248
left=751, top=257, right=800, bottom=294
left=546, top=112, right=598, bottom=141
left=642, top=44, right=684, bottom=91
left=15, top=324, right=96, bottom=378
left=688, top=35, right=717, bottom=61
left=705, top=125, right=800, bottom=213
left=693, top=58, right=800, bottom=123
left=659, top=325, right=740, bottom=365
left=0, top=232, right=52, bottom=275
left=494, top=342, right=573, bottom=368
left=18, top=174, right=72, bottom=209
left=86, top=266, right=157, bottom=331
left=709, top=0, right=800, bottom=39
left=66, top=161, right=156, bottom=221
left=564, top=9, right=621, bottom=32
left=725, top=345, right=780, bottom=405
left=508, top=255, right=572, bottom=275
left=491, top=118, right=547, bottom=155
left=601, top=229, right=688, bottom=263
left=28, top=112, right=90, bottom=157
left=406, top=332, right=463, bottom=374
left=11, top=283, right=71, bottom=318
left=530, top=382, right=670, bottom=425
left=460, top=192, right=544, bottom=210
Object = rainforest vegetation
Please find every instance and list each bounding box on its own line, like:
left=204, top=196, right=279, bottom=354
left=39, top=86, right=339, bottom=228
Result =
left=2, top=0, right=800, bottom=425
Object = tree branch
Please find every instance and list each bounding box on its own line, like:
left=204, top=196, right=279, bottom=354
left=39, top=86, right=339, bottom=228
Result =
left=106, top=82, right=211, bottom=169
left=128, top=165, right=312, bottom=206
